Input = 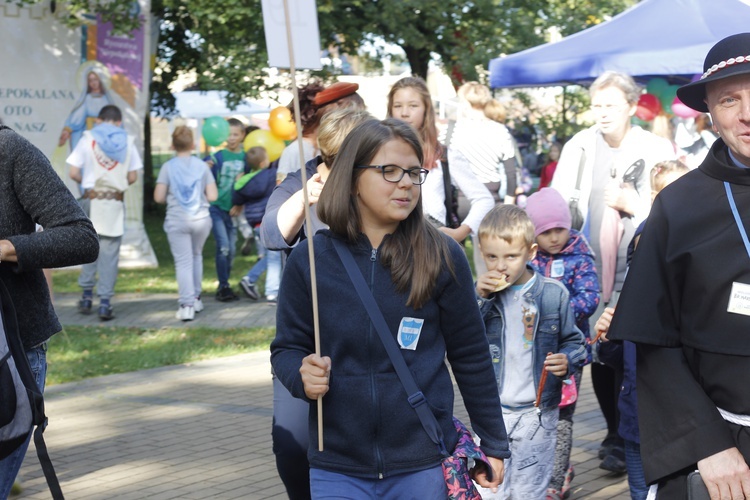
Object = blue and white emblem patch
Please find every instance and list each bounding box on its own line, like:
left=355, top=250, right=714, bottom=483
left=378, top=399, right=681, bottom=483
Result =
left=551, top=259, right=565, bottom=278
left=397, top=317, right=424, bottom=350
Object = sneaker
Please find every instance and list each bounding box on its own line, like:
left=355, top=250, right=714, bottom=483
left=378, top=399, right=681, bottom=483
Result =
left=240, top=277, right=259, bottom=300
left=215, top=285, right=239, bottom=302
left=265, top=294, right=277, bottom=304
left=176, top=305, right=195, bottom=321
left=98, top=304, right=115, bottom=321
left=78, top=297, right=93, bottom=314
left=194, top=297, right=204, bottom=313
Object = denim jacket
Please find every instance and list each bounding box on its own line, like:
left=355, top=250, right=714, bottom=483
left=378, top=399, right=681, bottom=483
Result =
left=478, top=267, right=587, bottom=410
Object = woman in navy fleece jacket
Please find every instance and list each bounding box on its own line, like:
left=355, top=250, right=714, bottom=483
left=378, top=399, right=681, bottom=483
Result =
left=271, top=118, right=509, bottom=498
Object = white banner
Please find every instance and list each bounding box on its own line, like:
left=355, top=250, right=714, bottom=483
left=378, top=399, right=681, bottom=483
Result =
left=261, top=0, right=322, bottom=70
left=0, top=0, right=157, bottom=267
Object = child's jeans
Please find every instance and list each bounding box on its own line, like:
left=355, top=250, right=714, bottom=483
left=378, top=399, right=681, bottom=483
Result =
left=209, top=206, right=237, bottom=288
left=245, top=227, right=281, bottom=298
left=477, top=406, right=559, bottom=499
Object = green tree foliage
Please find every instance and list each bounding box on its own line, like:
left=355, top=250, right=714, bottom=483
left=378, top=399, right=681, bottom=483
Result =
left=317, top=0, right=504, bottom=84
left=317, top=0, right=639, bottom=85
left=42, top=0, right=637, bottom=113
left=150, top=0, right=271, bottom=115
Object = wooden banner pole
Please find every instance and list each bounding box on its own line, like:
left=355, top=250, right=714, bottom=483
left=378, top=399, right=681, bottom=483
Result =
left=281, top=0, right=324, bottom=452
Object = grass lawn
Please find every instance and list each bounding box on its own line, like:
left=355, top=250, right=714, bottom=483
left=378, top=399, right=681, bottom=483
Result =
left=48, top=324, right=275, bottom=386
left=46, top=204, right=477, bottom=386
left=52, top=208, right=264, bottom=295
left=48, top=206, right=276, bottom=386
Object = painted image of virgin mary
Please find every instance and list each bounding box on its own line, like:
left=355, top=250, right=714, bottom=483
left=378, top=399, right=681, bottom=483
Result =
left=58, top=63, right=113, bottom=149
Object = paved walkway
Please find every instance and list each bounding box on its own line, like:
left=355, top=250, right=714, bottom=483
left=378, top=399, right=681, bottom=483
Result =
left=53, top=292, right=278, bottom=330
left=14, top=293, right=630, bottom=499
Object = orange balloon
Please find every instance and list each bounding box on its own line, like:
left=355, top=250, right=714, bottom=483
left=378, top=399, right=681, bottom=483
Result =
left=268, top=106, right=297, bottom=141
left=243, top=129, right=286, bottom=162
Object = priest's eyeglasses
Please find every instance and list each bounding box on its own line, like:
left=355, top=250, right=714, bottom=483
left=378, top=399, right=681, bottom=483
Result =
left=355, top=165, right=429, bottom=185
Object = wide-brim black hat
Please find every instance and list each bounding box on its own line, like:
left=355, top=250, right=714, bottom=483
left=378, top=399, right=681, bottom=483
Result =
left=677, top=32, right=750, bottom=112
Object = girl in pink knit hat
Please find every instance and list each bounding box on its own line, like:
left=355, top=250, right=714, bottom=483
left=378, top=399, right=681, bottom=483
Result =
left=525, top=187, right=601, bottom=499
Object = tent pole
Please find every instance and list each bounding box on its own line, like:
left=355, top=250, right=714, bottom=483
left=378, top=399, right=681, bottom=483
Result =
left=561, top=86, right=567, bottom=139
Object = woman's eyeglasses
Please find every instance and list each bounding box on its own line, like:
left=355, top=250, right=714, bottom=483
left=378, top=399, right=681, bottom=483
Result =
left=356, top=165, right=429, bottom=185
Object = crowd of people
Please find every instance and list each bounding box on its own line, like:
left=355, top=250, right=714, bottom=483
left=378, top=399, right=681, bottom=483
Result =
left=3, top=31, right=750, bottom=500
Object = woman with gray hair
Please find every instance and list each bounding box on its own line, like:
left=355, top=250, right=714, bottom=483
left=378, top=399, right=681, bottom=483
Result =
left=549, top=71, right=674, bottom=491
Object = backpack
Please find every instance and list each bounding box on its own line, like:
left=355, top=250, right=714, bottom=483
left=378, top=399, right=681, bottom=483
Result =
left=0, top=278, right=64, bottom=499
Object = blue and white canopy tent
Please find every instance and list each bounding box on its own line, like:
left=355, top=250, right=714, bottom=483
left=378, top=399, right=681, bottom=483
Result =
left=489, top=0, right=750, bottom=89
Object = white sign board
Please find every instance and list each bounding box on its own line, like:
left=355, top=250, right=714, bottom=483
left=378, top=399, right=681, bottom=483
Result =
left=261, top=0, right=322, bottom=70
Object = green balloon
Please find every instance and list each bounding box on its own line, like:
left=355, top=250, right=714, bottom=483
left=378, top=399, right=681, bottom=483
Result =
left=659, top=84, right=680, bottom=115
left=646, top=77, right=669, bottom=98
left=202, top=116, right=230, bottom=146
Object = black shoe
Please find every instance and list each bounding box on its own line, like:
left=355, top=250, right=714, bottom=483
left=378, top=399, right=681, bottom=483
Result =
left=599, top=447, right=627, bottom=474
left=98, top=304, right=115, bottom=321
left=78, top=297, right=93, bottom=314
left=598, top=433, right=619, bottom=460
left=215, top=286, right=239, bottom=302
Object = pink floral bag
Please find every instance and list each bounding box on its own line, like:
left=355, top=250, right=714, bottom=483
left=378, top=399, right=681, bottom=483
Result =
left=442, top=417, right=490, bottom=500
left=559, top=375, right=578, bottom=408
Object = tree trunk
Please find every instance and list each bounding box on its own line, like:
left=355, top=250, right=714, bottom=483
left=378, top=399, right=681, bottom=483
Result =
left=402, top=45, right=431, bottom=80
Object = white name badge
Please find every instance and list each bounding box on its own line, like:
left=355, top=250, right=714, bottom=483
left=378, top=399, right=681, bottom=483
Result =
left=727, top=282, right=750, bottom=316
left=397, top=317, right=424, bottom=351
left=551, top=259, right=565, bottom=278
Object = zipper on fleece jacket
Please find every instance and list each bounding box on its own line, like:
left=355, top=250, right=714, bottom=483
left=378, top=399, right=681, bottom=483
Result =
left=368, top=247, right=385, bottom=479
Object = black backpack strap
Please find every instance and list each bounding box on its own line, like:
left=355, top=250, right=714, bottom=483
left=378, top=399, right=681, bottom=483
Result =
left=34, top=423, right=64, bottom=499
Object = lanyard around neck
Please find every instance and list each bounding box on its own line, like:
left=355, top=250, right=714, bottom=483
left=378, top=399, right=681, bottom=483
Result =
left=725, top=181, right=750, bottom=259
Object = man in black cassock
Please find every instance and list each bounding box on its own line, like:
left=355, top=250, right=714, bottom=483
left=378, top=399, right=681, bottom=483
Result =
left=608, top=32, right=750, bottom=499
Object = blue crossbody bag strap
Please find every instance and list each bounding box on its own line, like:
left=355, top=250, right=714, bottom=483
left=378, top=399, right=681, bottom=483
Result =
left=331, top=238, right=448, bottom=456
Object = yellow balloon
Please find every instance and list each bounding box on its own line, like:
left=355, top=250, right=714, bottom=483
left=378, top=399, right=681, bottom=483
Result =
left=243, top=129, right=286, bottom=162
left=268, top=106, right=297, bottom=141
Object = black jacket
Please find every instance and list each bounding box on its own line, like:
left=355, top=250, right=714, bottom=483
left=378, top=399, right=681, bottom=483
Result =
left=609, top=139, right=750, bottom=483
